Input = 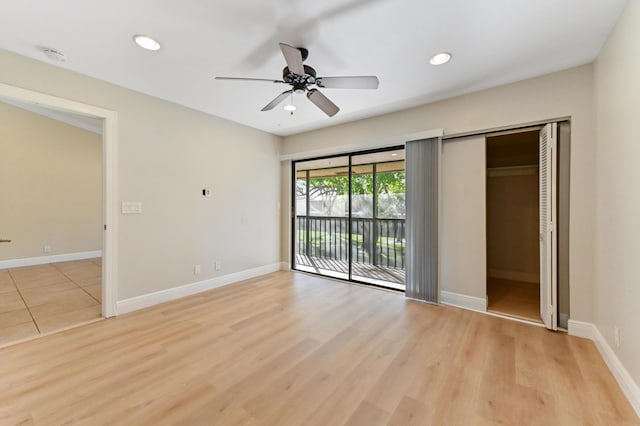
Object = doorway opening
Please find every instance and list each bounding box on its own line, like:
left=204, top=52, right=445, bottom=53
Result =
left=0, top=83, right=117, bottom=346
left=484, top=122, right=569, bottom=329
left=0, top=99, right=103, bottom=345
left=486, top=129, right=542, bottom=322
left=292, top=147, right=406, bottom=291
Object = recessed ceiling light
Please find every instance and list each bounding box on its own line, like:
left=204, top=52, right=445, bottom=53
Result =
left=283, top=104, right=296, bottom=112
left=391, top=153, right=398, bottom=156
left=133, top=35, right=161, bottom=51
left=429, top=52, right=451, bottom=66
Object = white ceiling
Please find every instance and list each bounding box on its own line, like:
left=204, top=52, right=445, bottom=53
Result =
left=0, top=0, right=627, bottom=136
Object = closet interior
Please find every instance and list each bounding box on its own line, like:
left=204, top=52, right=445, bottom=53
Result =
left=486, top=130, right=541, bottom=322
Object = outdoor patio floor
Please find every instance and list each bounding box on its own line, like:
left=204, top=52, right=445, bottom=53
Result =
left=295, top=254, right=405, bottom=290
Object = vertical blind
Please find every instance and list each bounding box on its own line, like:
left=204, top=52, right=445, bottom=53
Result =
left=405, top=137, right=440, bottom=303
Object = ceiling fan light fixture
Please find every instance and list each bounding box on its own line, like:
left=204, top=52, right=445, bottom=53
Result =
left=217, top=42, right=377, bottom=118
left=429, top=52, right=451, bottom=65
left=133, top=34, right=161, bottom=51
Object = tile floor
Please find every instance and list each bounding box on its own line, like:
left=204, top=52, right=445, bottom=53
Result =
left=0, top=258, right=102, bottom=346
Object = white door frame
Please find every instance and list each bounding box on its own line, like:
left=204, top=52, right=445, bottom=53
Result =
left=0, top=83, right=118, bottom=317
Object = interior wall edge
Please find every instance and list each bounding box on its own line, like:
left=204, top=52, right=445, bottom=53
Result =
left=592, top=0, right=640, bottom=389
left=280, top=262, right=291, bottom=271
left=568, top=320, right=640, bottom=417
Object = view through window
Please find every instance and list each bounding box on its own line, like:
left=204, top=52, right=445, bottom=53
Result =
left=293, top=147, right=406, bottom=290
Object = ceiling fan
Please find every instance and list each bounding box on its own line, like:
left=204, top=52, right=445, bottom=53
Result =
left=215, top=43, right=379, bottom=117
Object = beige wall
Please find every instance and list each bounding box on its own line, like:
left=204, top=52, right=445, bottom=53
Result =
left=486, top=171, right=540, bottom=282
left=594, top=1, right=640, bottom=386
left=282, top=65, right=596, bottom=322
left=440, top=136, right=486, bottom=299
left=0, top=102, right=102, bottom=260
left=0, top=49, right=282, bottom=300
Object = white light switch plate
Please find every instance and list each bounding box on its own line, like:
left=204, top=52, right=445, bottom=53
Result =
left=122, top=201, right=142, bottom=214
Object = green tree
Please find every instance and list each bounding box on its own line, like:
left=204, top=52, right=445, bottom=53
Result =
left=297, top=169, right=405, bottom=218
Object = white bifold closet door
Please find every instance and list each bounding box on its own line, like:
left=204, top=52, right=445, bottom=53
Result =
left=539, top=123, right=558, bottom=330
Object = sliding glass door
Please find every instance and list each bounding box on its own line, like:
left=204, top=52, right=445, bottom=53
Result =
left=293, top=147, right=405, bottom=290
left=294, top=156, right=350, bottom=280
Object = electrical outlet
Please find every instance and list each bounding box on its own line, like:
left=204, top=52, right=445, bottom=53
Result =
left=614, top=326, right=620, bottom=348
left=215, top=261, right=221, bottom=271
left=43, top=245, right=51, bottom=253
left=194, top=264, right=201, bottom=275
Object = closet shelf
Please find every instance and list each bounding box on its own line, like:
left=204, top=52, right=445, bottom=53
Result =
left=487, top=165, right=538, bottom=177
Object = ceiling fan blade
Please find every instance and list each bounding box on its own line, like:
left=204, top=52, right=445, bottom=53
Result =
left=215, top=77, right=284, bottom=83
left=317, top=76, right=379, bottom=89
left=261, top=90, right=294, bottom=111
left=279, top=43, right=305, bottom=76
left=307, top=89, right=340, bottom=117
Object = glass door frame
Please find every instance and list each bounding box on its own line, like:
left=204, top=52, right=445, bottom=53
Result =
left=290, top=145, right=406, bottom=292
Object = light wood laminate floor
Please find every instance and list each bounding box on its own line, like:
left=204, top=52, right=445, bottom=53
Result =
left=487, top=277, right=541, bottom=323
left=0, top=258, right=102, bottom=346
left=0, top=271, right=637, bottom=425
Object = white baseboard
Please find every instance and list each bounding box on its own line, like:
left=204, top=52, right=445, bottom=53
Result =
left=116, top=262, right=282, bottom=315
left=0, top=250, right=102, bottom=269
left=567, top=319, right=594, bottom=339
left=488, top=269, right=539, bottom=284
left=440, top=291, right=487, bottom=313
left=568, top=320, right=640, bottom=417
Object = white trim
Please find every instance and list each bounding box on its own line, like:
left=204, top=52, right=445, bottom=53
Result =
left=567, top=319, right=594, bottom=339
left=116, top=263, right=282, bottom=315
left=440, top=290, right=487, bottom=313
left=568, top=320, right=640, bottom=417
left=488, top=269, right=539, bottom=284
left=1, top=98, right=103, bottom=134
left=280, top=128, right=443, bottom=161
left=102, top=105, right=118, bottom=318
left=437, top=136, right=443, bottom=304
left=0, top=250, right=102, bottom=269
left=0, top=83, right=118, bottom=318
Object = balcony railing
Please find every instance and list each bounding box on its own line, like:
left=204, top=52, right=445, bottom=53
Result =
left=295, top=215, right=406, bottom=270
